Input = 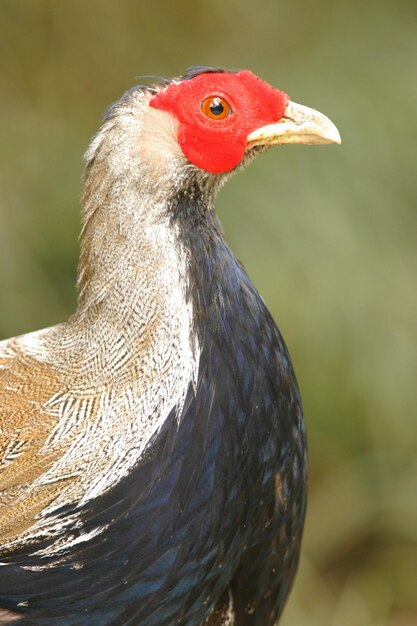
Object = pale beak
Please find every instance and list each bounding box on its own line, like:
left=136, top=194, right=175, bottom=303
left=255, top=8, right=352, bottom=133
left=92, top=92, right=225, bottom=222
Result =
left=247, top=100, right=341, bottom=147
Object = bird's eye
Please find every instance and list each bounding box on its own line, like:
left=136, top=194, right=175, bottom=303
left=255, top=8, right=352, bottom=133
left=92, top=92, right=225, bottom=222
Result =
left=201, top=96, right=231, bottom=120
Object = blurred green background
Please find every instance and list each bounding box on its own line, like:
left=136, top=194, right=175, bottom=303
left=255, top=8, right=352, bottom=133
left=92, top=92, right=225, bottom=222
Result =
left=0, top=1, right=416, bottom=624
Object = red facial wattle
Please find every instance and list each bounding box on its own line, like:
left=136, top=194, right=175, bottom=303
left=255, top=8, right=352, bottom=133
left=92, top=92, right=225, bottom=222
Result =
left=149, top=70, right=289, bottom=174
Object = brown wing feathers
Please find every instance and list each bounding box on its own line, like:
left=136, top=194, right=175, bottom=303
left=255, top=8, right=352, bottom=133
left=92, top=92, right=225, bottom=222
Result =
left=0, top=341, right=65, bottom=545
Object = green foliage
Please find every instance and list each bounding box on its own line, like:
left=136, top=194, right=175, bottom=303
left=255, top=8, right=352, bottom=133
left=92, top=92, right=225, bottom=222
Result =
left=0, top=1, right=416, bottom=623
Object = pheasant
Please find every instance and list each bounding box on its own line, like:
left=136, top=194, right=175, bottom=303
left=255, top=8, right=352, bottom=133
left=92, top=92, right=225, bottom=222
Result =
left=0, top=67, right=340, bottom=625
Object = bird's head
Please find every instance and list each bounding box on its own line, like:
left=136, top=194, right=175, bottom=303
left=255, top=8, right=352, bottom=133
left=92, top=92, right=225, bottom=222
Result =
left=84, top=67, right=340, bottom=206
left=149, top=67, right=341, bottom=175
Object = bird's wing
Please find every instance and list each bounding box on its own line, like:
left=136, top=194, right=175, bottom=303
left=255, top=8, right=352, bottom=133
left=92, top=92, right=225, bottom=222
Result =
left=0, top=335, right=66, bottom=546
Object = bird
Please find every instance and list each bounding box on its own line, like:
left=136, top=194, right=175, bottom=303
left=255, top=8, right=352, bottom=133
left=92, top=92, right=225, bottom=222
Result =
left=0, top=67, right=340, bottom=625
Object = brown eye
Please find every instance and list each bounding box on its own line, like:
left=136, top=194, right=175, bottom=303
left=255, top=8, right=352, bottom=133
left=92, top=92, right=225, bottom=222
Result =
left=201, top=96, right=231, bottom=120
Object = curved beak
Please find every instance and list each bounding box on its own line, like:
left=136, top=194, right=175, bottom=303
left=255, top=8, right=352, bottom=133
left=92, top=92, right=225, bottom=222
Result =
left=247, top=100, right=341, bottom=147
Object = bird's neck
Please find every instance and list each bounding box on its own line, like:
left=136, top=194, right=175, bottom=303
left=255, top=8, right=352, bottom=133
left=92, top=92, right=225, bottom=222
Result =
left=75, top=172, right=227, bottom=341
left=76, top=204, right=185, bottom=333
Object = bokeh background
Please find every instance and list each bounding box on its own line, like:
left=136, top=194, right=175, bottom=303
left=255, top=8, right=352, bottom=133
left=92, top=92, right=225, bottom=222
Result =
left=0, top=1, right=416, bottom=624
